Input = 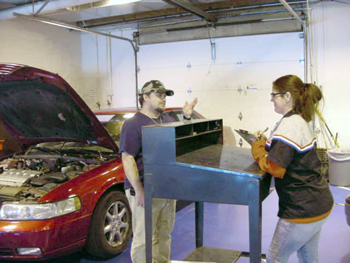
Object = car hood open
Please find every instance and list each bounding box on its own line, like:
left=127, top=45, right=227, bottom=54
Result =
left=0, top=64, right=118, bottom=152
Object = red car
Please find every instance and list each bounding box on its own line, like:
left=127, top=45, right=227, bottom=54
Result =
left=0, top=64, right=206, bottom=261
left=0, top=64, right=132, bottom=261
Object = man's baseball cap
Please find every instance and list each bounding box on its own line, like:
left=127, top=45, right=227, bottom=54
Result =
left=140, top=80, right=174, bottom=96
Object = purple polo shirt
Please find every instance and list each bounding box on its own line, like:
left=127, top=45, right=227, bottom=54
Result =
left=119, top=111, right=175, bottom=189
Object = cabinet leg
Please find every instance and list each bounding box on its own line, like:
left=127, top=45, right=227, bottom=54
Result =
left=248, top=181, right=262, bottom=263
left=195, top=202, right=204, bottom=248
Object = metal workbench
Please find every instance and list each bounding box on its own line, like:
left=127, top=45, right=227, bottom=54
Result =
left=142, top=119, right=271, bottom=263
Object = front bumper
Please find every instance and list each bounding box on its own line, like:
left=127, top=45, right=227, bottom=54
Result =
left=0, top=213, right=90, bottom=261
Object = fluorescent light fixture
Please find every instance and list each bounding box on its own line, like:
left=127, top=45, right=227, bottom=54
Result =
left=66, top=0, right=140, bottom=11
left=108, top=0, right=140, bottom=5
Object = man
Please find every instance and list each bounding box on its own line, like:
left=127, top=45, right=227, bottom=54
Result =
left=119, top=80, right=197, bottom=263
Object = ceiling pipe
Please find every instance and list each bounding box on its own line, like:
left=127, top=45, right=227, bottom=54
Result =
left=278, top=0, right=307, bottom=82
left=163, top=0, right=217, bottom=22
left=0, top=0, right=98, bottom=20
left=13, top=12, right=140, bottom=110
left=278, top=0, right=304, bottom=26
left=76, top=0, right=314, bottom=29
left=35, top=0, right=51, bottom=16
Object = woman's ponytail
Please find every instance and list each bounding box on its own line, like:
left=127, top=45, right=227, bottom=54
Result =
left=273, top=75, right=323, bottom=122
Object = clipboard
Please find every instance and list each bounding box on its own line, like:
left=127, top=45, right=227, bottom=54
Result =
left=234, top=129, right=256, bottom=145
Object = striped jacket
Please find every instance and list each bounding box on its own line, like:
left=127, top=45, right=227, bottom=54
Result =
left=252, top=111, right=334, bottom=220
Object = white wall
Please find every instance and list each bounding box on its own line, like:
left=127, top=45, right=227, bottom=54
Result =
left=80, top=30, right=136, bottom=109
left=138, top=33, right=304, bottom=147
left=82, top=30, right=304, bottom=147
left=2, top=2, right=348, bottom=149
left=0, top=19, right=83, bottom=96
left=81, top=1, right=350, bottom=149
left=310, top=1, right=350, bottom=149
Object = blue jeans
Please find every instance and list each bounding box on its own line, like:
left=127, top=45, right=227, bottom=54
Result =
left=267, top=217, right=327, bottom=263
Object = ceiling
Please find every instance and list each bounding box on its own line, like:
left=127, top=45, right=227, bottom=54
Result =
left=0, top=0, right=315, bottom=44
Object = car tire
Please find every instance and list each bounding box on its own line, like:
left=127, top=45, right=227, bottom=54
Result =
left=85, top=190, right=132, bottom=258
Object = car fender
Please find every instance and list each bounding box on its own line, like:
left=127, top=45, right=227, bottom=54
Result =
left=39, top=159, right=126, bottom=215
left=85, top=167, right=127, bottom=216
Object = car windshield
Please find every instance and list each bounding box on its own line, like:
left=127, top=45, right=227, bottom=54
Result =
left=96, top=110, right=200, bottom=147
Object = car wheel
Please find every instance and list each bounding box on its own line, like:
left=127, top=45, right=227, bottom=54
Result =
left=85, top=190, right=132, bottom=258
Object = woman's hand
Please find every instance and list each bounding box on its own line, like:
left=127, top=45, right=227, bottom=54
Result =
left=254, top=127, right=268, bottom=141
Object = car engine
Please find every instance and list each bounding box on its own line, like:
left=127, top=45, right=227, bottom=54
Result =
left=0, top=153, right=107, bottom=201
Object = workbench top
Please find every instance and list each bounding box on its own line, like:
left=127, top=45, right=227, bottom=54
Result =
left=176, top=144, right=265, bottom=178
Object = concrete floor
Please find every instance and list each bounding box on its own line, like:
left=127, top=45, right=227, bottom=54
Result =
left=6, top=185, right=349, bottom=263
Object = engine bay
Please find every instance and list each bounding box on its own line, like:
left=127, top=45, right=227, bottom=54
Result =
left=0, top=151, right=115, bottom=201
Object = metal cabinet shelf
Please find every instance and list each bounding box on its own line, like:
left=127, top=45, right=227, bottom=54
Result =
left=142, top=119, right=271, bottom=263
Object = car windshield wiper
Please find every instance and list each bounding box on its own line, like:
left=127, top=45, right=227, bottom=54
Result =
left=31, top=146, right=116, bottom=159
left=59, top=148, right=99, bottom=155
left=31, top=147, right=61, bottom=155
left=58, top=148, right=119, bottom=160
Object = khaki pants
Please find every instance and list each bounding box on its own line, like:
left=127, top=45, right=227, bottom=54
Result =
left=126, top=189, right=176, bottom=263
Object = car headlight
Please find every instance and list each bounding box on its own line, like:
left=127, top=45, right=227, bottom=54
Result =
left=0, top=196, right=81, bottom=220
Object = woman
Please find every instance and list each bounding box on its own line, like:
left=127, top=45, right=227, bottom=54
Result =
left=251, top=75, right=334, bottom=263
